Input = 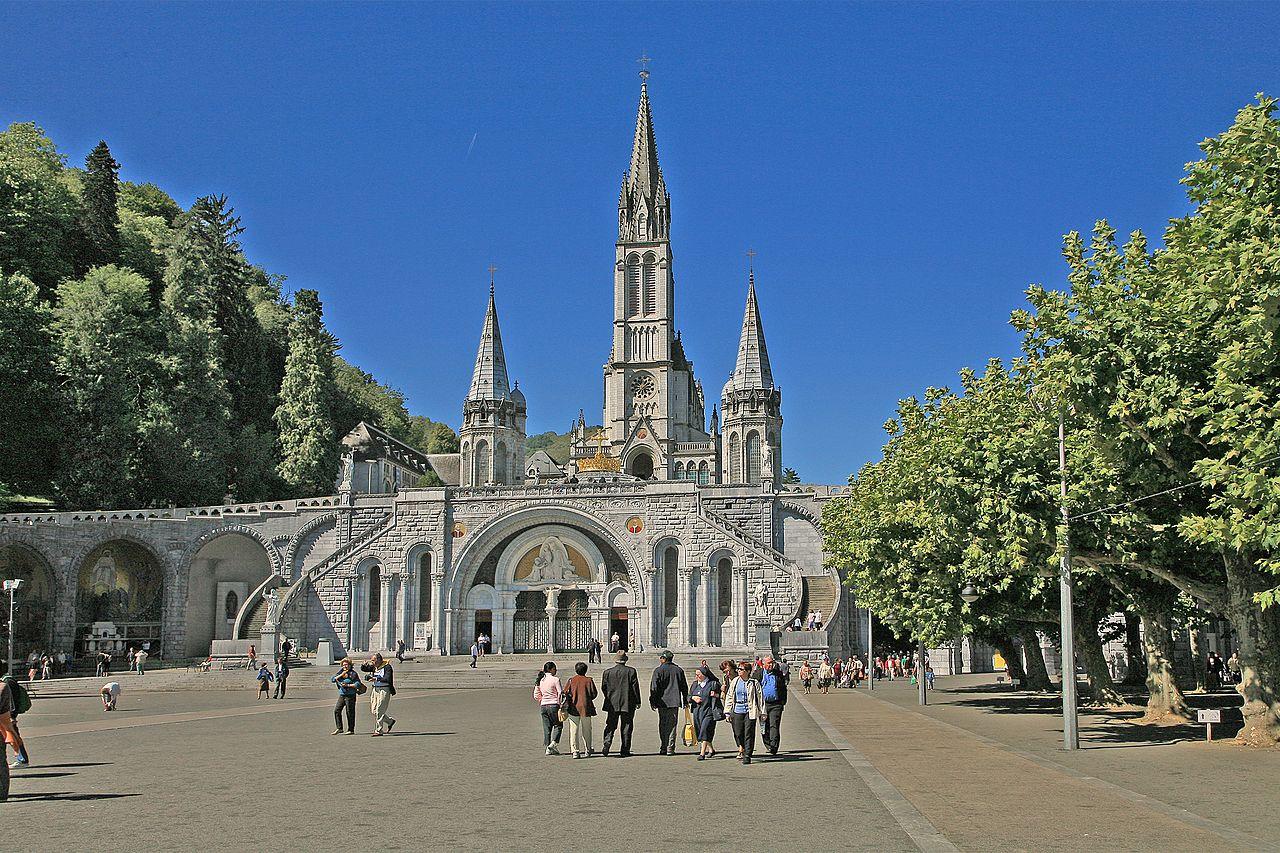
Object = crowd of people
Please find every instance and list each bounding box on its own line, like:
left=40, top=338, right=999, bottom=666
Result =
left=532, top=650, right=789, bottom=763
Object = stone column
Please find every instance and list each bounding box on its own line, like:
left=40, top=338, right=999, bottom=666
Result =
left=700, top=567, right=716, bottom=648
left=645, top=568, right=661, bottom=649
left=401, top=568, right=417, bottom=650
left=677, top=568, right=694, bottom=648
left=378, top=574, right=393, bottom=651
left=545, top=588, right=560, bottom=655
left=737, top=569, right=750, bottom=646
left=431, top=570, right=446, bottom=653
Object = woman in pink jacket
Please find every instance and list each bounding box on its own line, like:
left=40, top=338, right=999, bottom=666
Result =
left=533, top=661, right=564, bottom=756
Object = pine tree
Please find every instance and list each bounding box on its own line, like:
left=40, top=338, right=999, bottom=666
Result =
left=53, top=266, right=157, bottom=508
left=0, top=272, right=60, bottom=493
left=275, top=289, right=339, bottom=496
left=79, top=140, right=121, bottom=271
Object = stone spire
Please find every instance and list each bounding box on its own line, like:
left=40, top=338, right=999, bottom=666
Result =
left=467, top=284, right=511, bottom=401
left=726, top=271, right=774, bottom=393
left=619, top=77, right=670, bottom=242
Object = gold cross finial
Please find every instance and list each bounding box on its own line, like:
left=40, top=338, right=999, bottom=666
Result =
left=637, top=53, right=652, bottom=82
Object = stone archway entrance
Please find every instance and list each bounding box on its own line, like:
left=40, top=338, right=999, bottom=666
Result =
left=76, top=539, right=164, bottom=659
left=629, top=451, right=654, bottom=480
left=0, top=543, right=57, bottom=664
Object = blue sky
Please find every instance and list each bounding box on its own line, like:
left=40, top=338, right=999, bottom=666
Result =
left=2, top=3, right=1276, bottom=484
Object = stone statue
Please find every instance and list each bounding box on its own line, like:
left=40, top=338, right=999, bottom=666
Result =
left=753, top=581, right=767, bottom=612
left=762, top=443, right=774, bottom=479
left=264, top=588, right=282, bottom=626
left=339, top=452, right=355, bottom=491
left=530, top=535, right=576, bottom=582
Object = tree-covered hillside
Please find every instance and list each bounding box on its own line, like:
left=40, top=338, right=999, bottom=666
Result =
left=0, top=122, right=455, bottom=510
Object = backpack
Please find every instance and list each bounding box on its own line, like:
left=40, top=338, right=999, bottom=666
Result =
left=4, top=677, right=31, bottom=715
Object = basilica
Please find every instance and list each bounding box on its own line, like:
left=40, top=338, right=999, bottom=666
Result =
left=0, top=78, right=857, bottom=665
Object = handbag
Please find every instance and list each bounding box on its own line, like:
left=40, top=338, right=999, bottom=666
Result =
left=558, top=689, right=571, bottom=722
left=682, top=708, right=696, bottom=746
left=354, top=678, right=368, bottom=695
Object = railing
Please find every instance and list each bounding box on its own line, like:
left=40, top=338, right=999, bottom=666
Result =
left=0, top=495, right=346, bottom=525
left=276, top=510, right=396, bottom=620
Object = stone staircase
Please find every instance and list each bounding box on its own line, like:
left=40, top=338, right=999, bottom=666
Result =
left=276, top=510, right=395, bottom=624
left=800, top=575, right=838, bottom=625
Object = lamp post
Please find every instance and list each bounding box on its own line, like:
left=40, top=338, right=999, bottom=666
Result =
left=1056, top=410, right=1079, bottom=751
left=866, top=606, right=874, bottom=691
left=918, top=638, right=928, bottom=706
left=3, top=579, right=23, bottom=678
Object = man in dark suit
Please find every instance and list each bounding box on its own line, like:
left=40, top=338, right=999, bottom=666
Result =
left=648, top=650, right=689, bottom=755
left=601, top=651, right=641, bottom=757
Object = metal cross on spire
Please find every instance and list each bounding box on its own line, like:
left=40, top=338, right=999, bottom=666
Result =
left=488, top=263, right=497, bottom=296
left=637, top=52, right=652, bottom=81
left=746, top=248, right=757, bottom=273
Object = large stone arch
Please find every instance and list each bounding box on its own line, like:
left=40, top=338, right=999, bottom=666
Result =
left=445, top=504, right=646, bottom=612
left=283, top=512, right=340, bottom=580
left=71, top=532, right=170, bottom=659
left=182, top=528, right=276, bottom=657
left=0, top=538, right=60, bottom=661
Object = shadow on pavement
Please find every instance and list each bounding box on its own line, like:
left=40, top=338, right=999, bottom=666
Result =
left=33, top=762, right=111, bottom=768
left=10, top=771, right=77, bottom=779
left=385, top=731, right=457, bottom=737
left=5, top=792, right=141, bottom=802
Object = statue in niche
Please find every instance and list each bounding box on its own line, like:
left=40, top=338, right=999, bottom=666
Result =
left=753, top=581, right=767, bottom=613
left=528, top=535, right=578, bottom=583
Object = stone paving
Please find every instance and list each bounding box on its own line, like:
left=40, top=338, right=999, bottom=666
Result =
left=802, top=675, right=1280, bottom=852
left=6, top=680, right=918, bottom=852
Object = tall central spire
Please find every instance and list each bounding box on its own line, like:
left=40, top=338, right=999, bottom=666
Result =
left=467, top=285, right=511, bottom=401
left=619, top=75, right=670, bottom=242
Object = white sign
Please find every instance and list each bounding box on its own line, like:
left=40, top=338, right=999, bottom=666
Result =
left=1197, top=709, right=1221, bottom=724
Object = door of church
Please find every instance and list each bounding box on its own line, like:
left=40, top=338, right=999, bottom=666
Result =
left=513, top=591, right=548, bottom=653
left=610, top=607, right=629, bottom=651
left=554, top=590, right=591, bottom=652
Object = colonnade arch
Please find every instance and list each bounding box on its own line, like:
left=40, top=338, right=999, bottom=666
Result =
left=0, top=542, right=58, bottom=663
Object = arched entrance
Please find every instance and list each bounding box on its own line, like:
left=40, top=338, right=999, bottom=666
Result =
left=629, top=451, right=654, bottom=480
left=76, top=540, right=164, bottom=659
left=0, top=543, right=57, bottom=664
left=184, top=532, right=273, bottom=657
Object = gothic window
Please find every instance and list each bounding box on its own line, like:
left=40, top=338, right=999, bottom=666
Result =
left=642, top=253, right=657, bottom=315
left=630, top=451, right=654, bottom=480
left=418, top=552, right=432, bottom=622
left=674, top=462, right=684, bottom=480
left=717, top=558, right=733, bottom=616
left=729, top=433, right=741, bottom=483
left=746, top=431, right=762, bottom=484
left=698, top=461, right=710, bottom=485
left=224, top=590, right=239, bottom=621
left=626, top=254, right=641, bottom=317
left=495, top=441, right=508, bottom=485
left=368, top=564, right=381, bottom=624
left=475, top=440, right=490, bottom=485
left=662, top=546, right=678, bottom=618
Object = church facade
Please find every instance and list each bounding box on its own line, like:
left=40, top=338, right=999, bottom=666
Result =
left=0, top=79, right=854, bottom=663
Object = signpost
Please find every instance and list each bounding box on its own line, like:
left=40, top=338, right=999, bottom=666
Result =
left=1197, top=708, right=1221, bottom=741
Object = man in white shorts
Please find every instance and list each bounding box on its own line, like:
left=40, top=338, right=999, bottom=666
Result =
left=101, top=682, right=121, bottom=711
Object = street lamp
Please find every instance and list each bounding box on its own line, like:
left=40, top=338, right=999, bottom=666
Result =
left=960, top=584, right=980, bottom=604
left=3, top=578, right=23, bottom=678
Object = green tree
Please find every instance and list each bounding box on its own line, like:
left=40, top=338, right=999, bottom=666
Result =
left=781, top=467, right=801, bottom=485
left=1014, top=96, right=1280, bottom=743
left=401, top=415, right=460, bottom=454
left=0, top=122, right=79, bottom=300
left=53, top=266, right=157, bottom=508
left=0, top=272, right=60, bottom=493
left=332, top=357, right=411, bottom=439
left=79, top=140, right=121, bottom=271
left=275, top=289, right=339, bottom=496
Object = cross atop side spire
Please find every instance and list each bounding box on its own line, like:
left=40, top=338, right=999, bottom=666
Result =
left=467, top=283, right=511, bottom=402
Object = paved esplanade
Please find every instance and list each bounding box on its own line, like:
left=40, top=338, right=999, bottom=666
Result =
left=7, top=678, right=921, bottom=851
